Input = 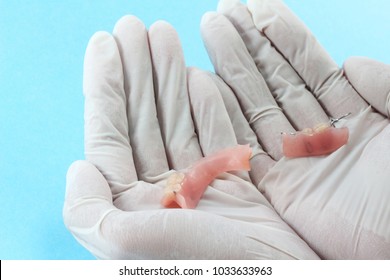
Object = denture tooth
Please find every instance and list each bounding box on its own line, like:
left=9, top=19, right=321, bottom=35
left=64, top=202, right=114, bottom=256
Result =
left=167, top=172, right=185, bottom=185
left=165, top=173, right=185, bottom=196
left=164, top=186, right=181, bottom=197
left=313, top=123, right=330, bottom=132
left=301, top=128, right=314, bottom=135
left=171, top=183, right=181, bottom=193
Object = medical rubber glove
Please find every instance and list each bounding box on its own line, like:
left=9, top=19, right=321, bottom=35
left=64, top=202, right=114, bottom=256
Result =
left=63, top=16, right=319, bottom=259
left=343, top=56, right=390, bottom=117
left=201, top=0, right=390, bottom=259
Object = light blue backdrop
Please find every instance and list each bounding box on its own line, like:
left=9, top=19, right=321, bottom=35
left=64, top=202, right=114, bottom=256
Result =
left=1, top=0, right=389, bottom=259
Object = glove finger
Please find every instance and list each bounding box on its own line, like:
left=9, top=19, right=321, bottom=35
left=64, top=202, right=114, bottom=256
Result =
left=217, top=0, right=240, bottom=13
left=247, top=0, right=368, bottom=117
left=187, top=67, right=238, bottom=154
left=113, top=16, right=169, bottom=181
left=344, top=56, right=390, bottom=118
left=201, top=12, right=293, bottom=160
left=148, top=21, right=202, bottom=170
left=206, top=72, right=276, bottom=189
left=218, top=2, right=329, bottom=129
left=186, top=67, right=251, bottom=182
left=83, top=32, right=137, bottom=196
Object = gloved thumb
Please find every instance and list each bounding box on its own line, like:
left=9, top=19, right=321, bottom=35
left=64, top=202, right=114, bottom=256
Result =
left=64, top=160, right=113, bottom=203
left=63, top=160, right=118, bottom=258
left=343, top=56, right=390, bottom=117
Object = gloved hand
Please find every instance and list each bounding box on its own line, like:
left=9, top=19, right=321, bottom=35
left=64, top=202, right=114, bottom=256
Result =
left=201, top=0, right=390, bottom=259
left=63, top=15, right=319, bottom=259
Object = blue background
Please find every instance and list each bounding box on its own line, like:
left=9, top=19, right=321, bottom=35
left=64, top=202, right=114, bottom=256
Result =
left=1, top=0, right=389, bottom=260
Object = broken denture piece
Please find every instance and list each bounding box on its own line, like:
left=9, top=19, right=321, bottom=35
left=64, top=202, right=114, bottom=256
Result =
left=282, top=118, right=350, bottom=158
left=161, top=144, right=252, bottom=209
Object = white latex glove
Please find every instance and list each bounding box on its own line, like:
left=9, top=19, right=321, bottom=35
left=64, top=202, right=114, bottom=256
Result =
left=63, top=16, right=319, bottom=259
left=201, top=0, right=390, bottom=259
left=343, top=57, right=390, bottom=117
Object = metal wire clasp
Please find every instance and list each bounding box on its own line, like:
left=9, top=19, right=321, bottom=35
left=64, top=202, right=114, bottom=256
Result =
left=329, top=112, right=352, bottom=127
